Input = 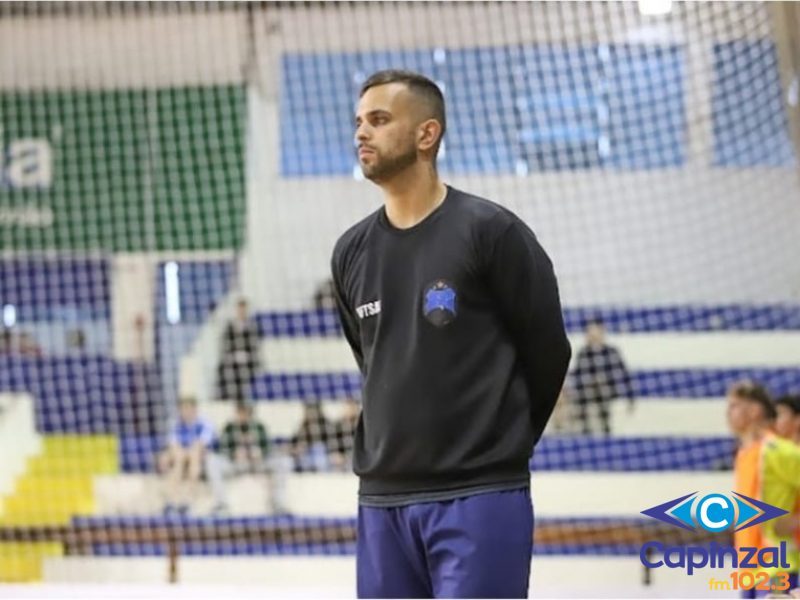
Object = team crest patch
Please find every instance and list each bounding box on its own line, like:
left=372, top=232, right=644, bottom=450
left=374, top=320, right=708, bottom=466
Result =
left=422, top=279, right=457, bottom=327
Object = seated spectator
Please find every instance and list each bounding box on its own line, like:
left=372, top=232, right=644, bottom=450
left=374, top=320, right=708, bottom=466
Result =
left=0, top=328, right=42, bottom=357
left=328, top=398, right=360, bottom=471
left=18, top=331, right=42, bottom=357
left=157, top=396, right=217, bottom=515
left=207, top=402, right=290, bottom=515
left=571, top=317, right=634, bottom=436
left=290, top=402, right=336, bottom=472
left=547, top=386, right=577, bottom=435
left=217, top=298, right=261, bottom=402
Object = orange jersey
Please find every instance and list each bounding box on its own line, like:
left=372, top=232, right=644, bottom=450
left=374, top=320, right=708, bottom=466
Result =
left=734, top=437, right=764, bottom=551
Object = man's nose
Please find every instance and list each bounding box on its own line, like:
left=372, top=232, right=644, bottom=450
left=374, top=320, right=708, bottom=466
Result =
left=355, top=123, right=371, bottom=143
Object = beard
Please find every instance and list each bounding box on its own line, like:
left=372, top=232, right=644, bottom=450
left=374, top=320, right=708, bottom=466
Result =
left=360, top=140, right=418, bottom=183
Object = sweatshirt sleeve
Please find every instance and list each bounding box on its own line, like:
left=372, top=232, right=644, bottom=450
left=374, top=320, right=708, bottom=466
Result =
left=485, top=216, right=572, bottom=445
left=331, top=245, right=365, bottom=372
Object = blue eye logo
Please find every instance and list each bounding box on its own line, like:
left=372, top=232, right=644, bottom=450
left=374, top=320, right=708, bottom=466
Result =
left=642, top=492, right=787, bottom=533
left=423, top=280, right=457, bottom=327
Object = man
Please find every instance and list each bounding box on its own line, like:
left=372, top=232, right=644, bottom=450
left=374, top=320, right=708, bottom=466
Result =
left=572, top=317, right=634, bottom=435
left=208, top=402, right=290, bottom=515
left=217, top=298, right=261, bottom=402
left=289, top=402, right=336, bottom=472
left=158, top=396, right=217, bottom=515
left=727, top=382, right=800, bottom=596
left=331, top=69, right=571, bottom=598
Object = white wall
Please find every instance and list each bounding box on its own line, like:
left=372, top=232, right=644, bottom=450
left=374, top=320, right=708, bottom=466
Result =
left=241, top=1, right=800, bottom=309
left=0, top=3, right=773, bottom=92
left=0, top=8, right=245, bottom=90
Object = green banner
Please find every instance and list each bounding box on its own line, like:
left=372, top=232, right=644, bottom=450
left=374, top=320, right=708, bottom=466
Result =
left=0, top=85, right=246, bottom=251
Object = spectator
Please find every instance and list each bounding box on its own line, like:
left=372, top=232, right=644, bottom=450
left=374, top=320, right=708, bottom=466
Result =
left=217, top=298, right=261, bottom=402
left=157, top=396, right=217, bottom=515
left=328, top=398, right=360, bottom=471
left=728, top=381, right=800, bottom=593
left=17, top=331, right=42, bottom=357
left=207, top=402, right=290, bottom=515
left=547, top=386, right=576, bottom=435
left=290, top=402, right=335, bottom=472
left=571, top=317, right=634, bottom=435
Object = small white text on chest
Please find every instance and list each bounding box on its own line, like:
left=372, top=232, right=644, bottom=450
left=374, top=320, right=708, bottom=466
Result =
left=356, top=300, right=381, bottom=319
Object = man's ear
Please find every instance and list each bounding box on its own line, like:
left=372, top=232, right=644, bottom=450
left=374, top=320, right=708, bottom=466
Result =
left=417, top=118, right=443, bottom=152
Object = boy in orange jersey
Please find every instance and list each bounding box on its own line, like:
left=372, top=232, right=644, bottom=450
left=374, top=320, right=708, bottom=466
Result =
left=728, top=382, right=800, bottom=598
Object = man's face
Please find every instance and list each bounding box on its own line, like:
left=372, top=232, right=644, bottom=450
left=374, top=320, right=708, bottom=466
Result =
left=726, top=393, right=754, bottom=436
left=236, top=407, right=251, bottom=424
left=236, top=302, right=248, bottom=322
left=179, top=401, right=197, bottom=423
left=355, top=83, right=420, bottom=183
left=774, top=405, right=800, bottom=440
left=586, top=323, right=605, bottom=346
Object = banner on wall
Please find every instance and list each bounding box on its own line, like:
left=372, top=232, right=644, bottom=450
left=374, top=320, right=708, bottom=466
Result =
left=0, top=85, right=246, bottom=252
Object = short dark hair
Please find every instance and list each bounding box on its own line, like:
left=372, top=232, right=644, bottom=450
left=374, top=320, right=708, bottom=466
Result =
left=178, top=396, right=197, bottom=407
left=729, top=380, right=776, bottom=421
left=360, top=69, right=446, bottom=155
left=775, top=395, right=800, bottom=416
left=584, top=316, right=605, bottom=329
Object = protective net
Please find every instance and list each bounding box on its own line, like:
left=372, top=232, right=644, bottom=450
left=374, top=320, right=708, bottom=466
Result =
left=1, top=1, right=799, bottom=596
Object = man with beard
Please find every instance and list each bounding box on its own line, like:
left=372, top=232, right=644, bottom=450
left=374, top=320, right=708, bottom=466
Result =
left=330, top=69, right=571, bottom=598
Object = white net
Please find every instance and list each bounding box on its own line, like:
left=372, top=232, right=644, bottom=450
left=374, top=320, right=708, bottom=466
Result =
left=0, top=1, right=799, bottom=596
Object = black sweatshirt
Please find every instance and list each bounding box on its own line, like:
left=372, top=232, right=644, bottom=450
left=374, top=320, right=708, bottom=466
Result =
left=331, top=185, right=571, bottom=506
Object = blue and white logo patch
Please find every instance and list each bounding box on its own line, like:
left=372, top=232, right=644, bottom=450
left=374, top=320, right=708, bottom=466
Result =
left=422, top=279, right=457, bottom=327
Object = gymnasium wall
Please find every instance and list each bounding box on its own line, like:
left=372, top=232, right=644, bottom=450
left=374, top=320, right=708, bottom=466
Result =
left=2, top=2, right=798, bottom=312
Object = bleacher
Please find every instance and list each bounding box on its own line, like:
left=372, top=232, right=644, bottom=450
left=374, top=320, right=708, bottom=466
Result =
left=7, top=304, right=800, bottom=510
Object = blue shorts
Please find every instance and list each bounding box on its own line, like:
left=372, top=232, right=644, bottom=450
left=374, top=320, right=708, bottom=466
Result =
left=357, top=487, right=533, bottom=598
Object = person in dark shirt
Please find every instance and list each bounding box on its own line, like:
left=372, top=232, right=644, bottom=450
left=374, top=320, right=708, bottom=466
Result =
left=218, top=402, right=271, bottom=466
left=208, top=402, right=290, bottom=515
left=217, top=298, right=261, bottom=402
left=331, top=69, right=571, bottom=599
left=572, top=317, right=635, bottom=436
left=289, top=402, right=336, bottom=472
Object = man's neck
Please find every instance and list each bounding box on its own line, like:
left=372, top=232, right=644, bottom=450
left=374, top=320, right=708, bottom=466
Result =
left=380, top=163, right=446, bottom=230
